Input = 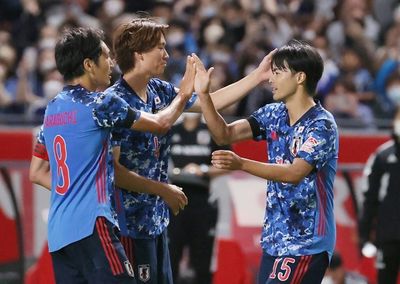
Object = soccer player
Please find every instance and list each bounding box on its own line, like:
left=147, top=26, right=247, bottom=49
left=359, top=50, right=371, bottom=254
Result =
left=29, top=27, right=195, bottom=283
left=196, top=40, right=339, bottom=284
left=106, top=17, right=276, bottom=284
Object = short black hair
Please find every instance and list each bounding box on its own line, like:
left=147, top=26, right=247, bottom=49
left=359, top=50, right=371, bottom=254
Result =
left=55, top=27, right=104, bottom=81
left=272, top=39, right=323, bottom=96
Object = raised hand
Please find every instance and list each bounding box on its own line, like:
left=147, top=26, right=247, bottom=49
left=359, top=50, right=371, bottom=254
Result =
left=178, top=55, right=196, bottom=99
left=211, top=150, right=243, bottom=170
left=254, top=48, right=277, bottom=83
left=162, top=184, right=188, bottom=215
left=192, top=53, right=214, bottom=96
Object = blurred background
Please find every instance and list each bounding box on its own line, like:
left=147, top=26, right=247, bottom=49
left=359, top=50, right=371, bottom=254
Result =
left=0, top=0, right=399, bottom=283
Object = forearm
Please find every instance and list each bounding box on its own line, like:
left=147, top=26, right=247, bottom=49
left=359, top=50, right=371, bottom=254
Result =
left=155, top=92, right=190, bottom=132
left=32, top=173, right=51, bottom=190
left=198, top=93, right=231, bottom=145
left=210, top=69, right=261, bottom=110
left=114, top=162, right=167, bottom=197
left=240, top=158, right=304, bottom=184
left=29, top=156, right=51, bottom=190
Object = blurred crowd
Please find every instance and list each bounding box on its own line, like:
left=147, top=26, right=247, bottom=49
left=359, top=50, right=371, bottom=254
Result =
left=0, top=0, right=399, bottom=128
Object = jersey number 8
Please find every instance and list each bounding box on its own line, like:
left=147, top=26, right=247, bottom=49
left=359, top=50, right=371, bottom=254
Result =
left=53, top=135, right=70, bottom=195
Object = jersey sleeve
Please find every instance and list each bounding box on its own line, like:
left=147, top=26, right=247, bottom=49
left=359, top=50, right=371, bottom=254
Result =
left=111, top=129, right=123, bottom=147
left=33, top=126, right=49, bottom=160
left=92, top=92, right=141, bottom=128
left=297, top=119, right=338, bottom=169
left=248, top=104, right=280, bottom=140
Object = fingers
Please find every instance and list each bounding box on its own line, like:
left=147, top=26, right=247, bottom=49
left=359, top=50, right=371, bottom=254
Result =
left=207, top=67, right=214, bottom=76
left=267, top=48, right=277, bottom=59
left=191, top=53, right=206, bottom=72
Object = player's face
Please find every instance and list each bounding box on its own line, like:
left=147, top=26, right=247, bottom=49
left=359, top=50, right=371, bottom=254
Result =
left=269, top=62, right=298, bottom=102
left=142, top=34, right=169, bottom=76
left=93, top=41, right=114, bottom=91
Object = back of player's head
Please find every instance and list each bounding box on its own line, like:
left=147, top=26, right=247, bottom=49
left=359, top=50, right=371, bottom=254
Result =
left=55, top=27, right=104, bottom=81
left=272, top=39, right=323, bottom=96
left=113, top=17, right=168, bottom=73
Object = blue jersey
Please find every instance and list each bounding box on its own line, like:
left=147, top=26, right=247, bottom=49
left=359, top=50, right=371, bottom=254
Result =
left=39, top=85, right=140, bottom=252
left=105, top=78, right=197, bottom=239
left=249, top=102, right=338, bottom=258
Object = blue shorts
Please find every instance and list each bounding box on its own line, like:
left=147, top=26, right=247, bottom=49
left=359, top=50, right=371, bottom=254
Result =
left=258, top=251, right=328, bottom=284
left=119, top=230, right=172, bottom=284
left=51, top=217, right=136, bottom=284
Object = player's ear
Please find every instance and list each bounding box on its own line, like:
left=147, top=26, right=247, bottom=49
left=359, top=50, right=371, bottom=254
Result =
left=296, top=72, right=306, bottom=84
left=133, top=52, right=144, bottom=62
left=83, top=58, right=94, bottom=72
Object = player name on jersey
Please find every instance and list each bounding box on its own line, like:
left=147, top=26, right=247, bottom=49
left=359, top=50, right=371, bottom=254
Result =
left=44, top=111, right=77, bottom=128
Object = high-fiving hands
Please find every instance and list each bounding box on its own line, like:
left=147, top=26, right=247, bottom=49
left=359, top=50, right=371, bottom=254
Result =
left=192, top=53, right=214, bottom=96
left=178, top=55, right=196, bottom=99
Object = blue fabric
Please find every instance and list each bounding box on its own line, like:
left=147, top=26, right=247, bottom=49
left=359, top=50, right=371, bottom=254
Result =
left=105, top=78, right=196, bottom=239
left=40, top=84, right=139, bottom=252
left=250, top=102, right=338, bottom=258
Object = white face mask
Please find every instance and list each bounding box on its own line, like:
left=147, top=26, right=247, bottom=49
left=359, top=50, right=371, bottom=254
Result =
left=387, top=85, right=400, bottom=106
left=394, top=120, right=400, bottom=137
left=103, top=0, right=124, bottom=18
left=43, top=80, right=63, bottom=100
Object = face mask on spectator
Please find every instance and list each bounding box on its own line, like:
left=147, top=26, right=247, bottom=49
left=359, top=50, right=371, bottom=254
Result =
left=387, top=85, right=400, bottom=106
left=39, top=60, right=56, bottom=75
left=167, top=31, right=184, bottom=47
left=104, top=0, right=124, bottom=18
left=204, top=24, right=224, bottom=44
left=39, top=38, right=57, bottom=50
left=43, top=80, right=63, bottom=100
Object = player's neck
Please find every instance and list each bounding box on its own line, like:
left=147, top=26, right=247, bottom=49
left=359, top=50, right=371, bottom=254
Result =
left=68, top=76, right=96, bottom=92
left=285, top=93, right=316, bottom=126
left=123, top=71, right=149, bottom=101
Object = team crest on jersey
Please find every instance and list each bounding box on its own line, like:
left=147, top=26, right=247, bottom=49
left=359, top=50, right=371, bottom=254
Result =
left=124, top=260, right=135, bottom=278
left=290, top=135, right=303, bottom=157
left=300, top=136, right=320, bottom=154
left=138, top=264, right=151, bottom=282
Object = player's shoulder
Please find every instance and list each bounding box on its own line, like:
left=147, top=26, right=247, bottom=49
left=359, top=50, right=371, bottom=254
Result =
left=252, top=102, right=285, bottom=117
left=149, top=78, right=174, bottom=94
left=104, top=78, right=127, bottom=97
left=308, top=104, right=338, bottom=130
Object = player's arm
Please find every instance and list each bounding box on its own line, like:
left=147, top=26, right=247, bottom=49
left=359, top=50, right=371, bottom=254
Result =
left=187, top=50, right=276, bottom=112
left=29, top=141, right=51, bottom=190
left=113, top=147, right=188, bottom=215
left=212, top=151, right=313, bottom=184
left=192, top=57, right=254, bottom=145
left=130, top=56, right=196, bottom=134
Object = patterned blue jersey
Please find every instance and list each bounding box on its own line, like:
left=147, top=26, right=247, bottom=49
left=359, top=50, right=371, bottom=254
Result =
left=39, top=85, right=140, bottom=252
left=249, top=102, right=338, bottom=258
left=105, top=78, right=197, bottom=238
